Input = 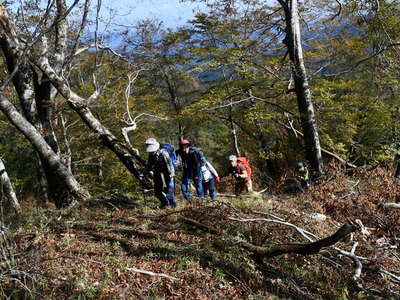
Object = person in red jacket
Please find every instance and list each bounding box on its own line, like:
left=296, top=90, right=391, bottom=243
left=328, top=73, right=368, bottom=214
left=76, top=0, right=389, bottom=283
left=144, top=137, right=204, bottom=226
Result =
left=228, top=155, right=253, bottom=195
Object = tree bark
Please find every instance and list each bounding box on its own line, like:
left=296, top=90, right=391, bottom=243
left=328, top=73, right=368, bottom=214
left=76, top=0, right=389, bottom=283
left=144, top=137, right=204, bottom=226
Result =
left=279, top=0, right=323, bottom=175
left=163, top=71, right=185, bottom=139
left=33, top=70, right=60, bottom=155
left=0, top=4, right=38, bottom=125
left=0, top=93, right=88, bottom=207
left=0, top=158, right=21, bottom=212
left=59, top=113, right=72, bottom=173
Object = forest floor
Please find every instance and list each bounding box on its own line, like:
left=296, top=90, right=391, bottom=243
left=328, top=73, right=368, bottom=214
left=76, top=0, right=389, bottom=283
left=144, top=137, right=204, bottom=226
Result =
left=2, top=167, right=400, bottom=299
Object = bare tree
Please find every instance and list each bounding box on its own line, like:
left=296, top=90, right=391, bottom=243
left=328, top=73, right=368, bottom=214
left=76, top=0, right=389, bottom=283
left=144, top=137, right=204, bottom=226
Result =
left=0, top=3, right=89, bottom=207
left=23, top=1, right=149, bottom=186
left=1, top=0, right=152, bottom=204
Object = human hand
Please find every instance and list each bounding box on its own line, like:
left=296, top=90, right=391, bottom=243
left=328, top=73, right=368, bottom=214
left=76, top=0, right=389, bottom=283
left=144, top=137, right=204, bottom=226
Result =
left=215, top=176, right=221, bottom=183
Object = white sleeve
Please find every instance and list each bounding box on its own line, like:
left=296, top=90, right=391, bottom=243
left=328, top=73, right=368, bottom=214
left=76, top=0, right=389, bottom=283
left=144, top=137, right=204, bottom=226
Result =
left=206, top=161, right=218, bottom=177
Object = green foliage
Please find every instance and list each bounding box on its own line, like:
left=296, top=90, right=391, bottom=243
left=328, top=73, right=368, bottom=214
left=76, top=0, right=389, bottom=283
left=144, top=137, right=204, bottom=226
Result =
left=1, top=0, right=400, bottom=204
left=0, top=117, right=37, bottom=194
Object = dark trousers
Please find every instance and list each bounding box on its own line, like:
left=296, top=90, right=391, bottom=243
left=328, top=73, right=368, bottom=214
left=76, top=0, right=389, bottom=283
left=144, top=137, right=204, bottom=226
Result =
left=234, top=179, right=253, bottom=195
left=154, top=176, right=176, bottom=208
left=203, top=177, right=217, bottom=199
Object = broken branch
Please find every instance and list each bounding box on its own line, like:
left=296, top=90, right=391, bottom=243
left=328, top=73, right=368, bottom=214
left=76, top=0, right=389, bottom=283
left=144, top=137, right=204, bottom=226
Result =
left=240, top=224, right=355, bottom=258
left=126, top=267, right=179, bottom=281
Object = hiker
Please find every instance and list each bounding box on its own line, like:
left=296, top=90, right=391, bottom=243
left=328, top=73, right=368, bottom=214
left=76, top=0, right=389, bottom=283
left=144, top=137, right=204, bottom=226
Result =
left=227, top=155, right=253, bottom=195
left=200, top=157, right=220, bottom=201
left=175, top=139, right=205, bottom=200
left=141, top=138, right=176, bottom=209
left=295, top=162, right=310, bottom=192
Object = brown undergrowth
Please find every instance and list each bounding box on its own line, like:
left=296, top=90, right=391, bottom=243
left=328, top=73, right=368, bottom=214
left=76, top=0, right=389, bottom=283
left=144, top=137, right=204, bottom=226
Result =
left=1, top=168, right=400, bottom=299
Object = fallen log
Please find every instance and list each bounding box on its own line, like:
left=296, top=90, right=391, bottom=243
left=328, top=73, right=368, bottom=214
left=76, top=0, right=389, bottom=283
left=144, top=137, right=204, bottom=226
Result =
left=240, top=224, right=355, bottom=258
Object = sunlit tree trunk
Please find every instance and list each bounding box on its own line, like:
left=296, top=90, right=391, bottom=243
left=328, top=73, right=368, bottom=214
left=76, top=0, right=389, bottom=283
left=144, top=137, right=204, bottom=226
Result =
left=0, top=158, right=21, bottom=213
left=228, top=108, right=241, bottom=157
left=278, top=0, right=323, bottom=175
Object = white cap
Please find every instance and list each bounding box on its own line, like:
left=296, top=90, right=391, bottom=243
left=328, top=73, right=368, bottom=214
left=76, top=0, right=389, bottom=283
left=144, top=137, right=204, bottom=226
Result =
left=228, top=155, right=237, bottom=161
left=145, top=138, right=160, bottom=152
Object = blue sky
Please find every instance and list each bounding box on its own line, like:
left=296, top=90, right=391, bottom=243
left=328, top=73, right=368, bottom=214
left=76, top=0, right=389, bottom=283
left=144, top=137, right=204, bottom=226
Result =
left=102, top=0, right=206, bottom=28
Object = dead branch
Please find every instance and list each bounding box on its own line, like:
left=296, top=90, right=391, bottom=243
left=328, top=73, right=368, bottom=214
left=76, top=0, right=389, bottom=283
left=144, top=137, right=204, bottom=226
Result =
left=240, top=224, right=355, bottom=258
left=126, top=267, right=179, bottom=281
left=73, top=43, right=128, bottom=61
left=330, top=0, right=343, bottom=20
left=121, top=71, right=161, bottom=155
left=246, top=209, right=286, bottom=222
left=228, top=216, right=318, bottom=242
left=380, top=203, right=400, bottom=209
left=380, top=269, right=400, bottom=284
left=332, top=242, right=364, bottom=280
left=350, top=242, right=362, bottom=280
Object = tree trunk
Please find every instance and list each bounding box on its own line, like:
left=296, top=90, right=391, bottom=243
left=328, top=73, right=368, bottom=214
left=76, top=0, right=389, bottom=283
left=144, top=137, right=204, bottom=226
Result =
left=35, top=153, right=50, bottom=203
left=229, top=107, right=241, bottom=157
left=33, top=71, right=60, bottom=155
left=0, top=158, right=21, bottom=212
left=59, top=113, right=73, bottom=173
left=279, top=0, right=323, bottom=175
left=0, top=94, right=88, bottom=207
left=163, top=71, right=185, bottom=140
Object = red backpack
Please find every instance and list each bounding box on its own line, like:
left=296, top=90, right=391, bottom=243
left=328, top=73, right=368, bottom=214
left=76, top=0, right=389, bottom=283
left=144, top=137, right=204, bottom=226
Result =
left=236, top=157, right=252, bottom=180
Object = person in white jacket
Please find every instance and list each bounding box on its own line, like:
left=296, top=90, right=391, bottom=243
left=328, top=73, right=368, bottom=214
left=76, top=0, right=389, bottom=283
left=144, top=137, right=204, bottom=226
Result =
left=200, top=157, right=220, bottom=201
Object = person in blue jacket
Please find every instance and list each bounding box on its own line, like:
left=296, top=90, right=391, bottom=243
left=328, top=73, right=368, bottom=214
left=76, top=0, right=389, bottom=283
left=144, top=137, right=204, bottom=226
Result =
left=175, top=139, right=205, bottom=201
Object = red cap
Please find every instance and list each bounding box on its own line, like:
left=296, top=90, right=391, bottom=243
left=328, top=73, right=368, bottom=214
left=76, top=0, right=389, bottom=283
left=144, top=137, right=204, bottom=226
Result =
left=179, top=139, right=190, bottom=145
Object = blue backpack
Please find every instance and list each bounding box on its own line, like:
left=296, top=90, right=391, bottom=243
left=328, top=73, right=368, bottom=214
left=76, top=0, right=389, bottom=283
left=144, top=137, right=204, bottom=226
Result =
left=161, top=143, right=178, bottom=170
